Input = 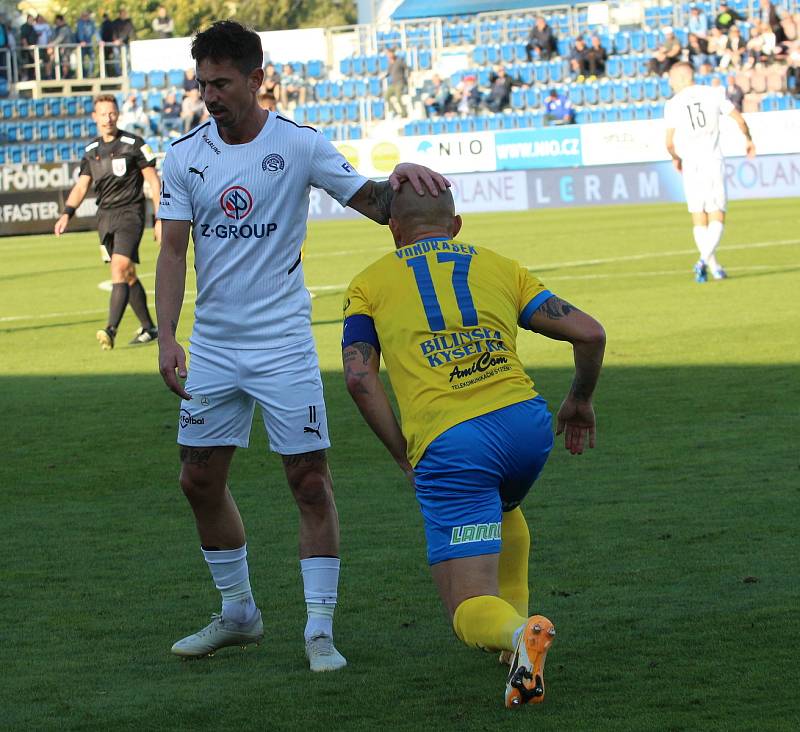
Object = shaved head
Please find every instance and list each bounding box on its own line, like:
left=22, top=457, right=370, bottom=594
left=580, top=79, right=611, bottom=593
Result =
left=389, top=183, right=459, bottom=246
left=669, top=61, right=694, bottom=92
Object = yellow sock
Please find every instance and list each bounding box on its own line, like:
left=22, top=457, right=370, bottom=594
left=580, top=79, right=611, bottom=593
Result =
left=452, top=595, right=526, bottom=652
left=498, top=507, right=530, bottom=617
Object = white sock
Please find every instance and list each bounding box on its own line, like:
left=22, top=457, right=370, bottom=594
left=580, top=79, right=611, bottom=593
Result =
left=704, top=220, right=724, bottom=270
left=301, top=556, right=340, bottom=641
left=512, top=623, right=525, bottom=649
left=692, top=226, right=707, bottom=261
left=202, top=545, right=257, bottom=624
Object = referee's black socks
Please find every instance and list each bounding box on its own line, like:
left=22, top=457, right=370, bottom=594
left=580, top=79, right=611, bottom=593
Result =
left=108, top=282, right=129, bottom=331
left=128, top=279, right=155, bottom=330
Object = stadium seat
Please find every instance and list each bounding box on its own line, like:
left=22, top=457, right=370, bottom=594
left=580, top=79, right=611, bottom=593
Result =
left=305, top=105, right=320, bottom=125
left=340, top=57, right=353, bottom=76
left=333, top=103, right=345, bottom=123
left=345, top=101, right=360, bottom=121
left=0, top=78, right=7, bottom=98
left=129, top=71, right=147, bottom=90
left=342, top=80, right=356, bottom=99
left=329, top=82, right=342, bottom=101
left=25, top=144, right=40, bottom=162
left=511, top=88, right=525, bottom=109
left=622, top=56, right=637, bottom=78
left=315, top=81, right=330, bottom=101
left=473, top=116, right=488, bottom=131
left=501, top=44, right=514, bottom=64
left=8, top=145, right=23, bottom=163
left=319, top=104, right=333, bottom=124
left=33, top=99, right=47, bottom=117
left=526, top=87, right=540, bottom=108
left=478, top=69, right=490, bottom=87
left=473, top=45, right=487, bottom=65
left=431, top=119, right=446, bottom=134
left=598, top=82, right=613, bottom=104
left=148, top=70, right=166, bottom=88
left=70, top=120, right=84, bottom=139
left=417, top=119, right=432, bottom=135
left=16, top=99, right=30, bottom=117
left=645, top=30, right=660, bottom=51
left=514, top=43, right=528, bottom=63
left=168, top=68, right=185, bottom=87
left=446, top=118, right=459, bottom=133
left=57, top=142, right=72, bottom=161
left=659, top=77, right=671, bottom=98
left=54, top=120, right=67, bottom=139
left=21, top=122, right=34, bottom=141
left=294, top=107, right=307, bottom=125
left=629, top=80, right=644, bottom=102
left=634, top=103, right=649, bottom=120
left=614, top=32, right=630, bottom=54
left=605, top=106, right=621, bottom=122
left=630, top=30, right=645, bottom=53
left=42, top=143, right=56, bottom=163
left=419, top=49, right=432, bottom=70
left=353, top=56, right=366, bottom=75
left=644, top=78, right=659, bottom=101
left=5, top=122, right=18, bottom=142
left=368, top=77, right=382, bottom=97
left=619, top=104, right=634, bottom=121
left=575, top=109, right=591, bottom=124
left=606, top=57, right=622, bottom=79
left=534, top=63, right=548, bottom=84
left=584, top=83, right=599, bottom=105
left=569, top=85, right=585, bottom=106
left=517, top=63, right=533, bottom=84
left=306, top=60, right=324, bottom=78
left=147, top=90, right=164, bottom=111
left=1, top=100, right=14, bottom=119
left=548, top=60, right=564, bottom=82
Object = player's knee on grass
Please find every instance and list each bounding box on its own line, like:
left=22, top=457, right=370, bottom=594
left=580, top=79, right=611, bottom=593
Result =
left=178, top=462, right=227, bottom=504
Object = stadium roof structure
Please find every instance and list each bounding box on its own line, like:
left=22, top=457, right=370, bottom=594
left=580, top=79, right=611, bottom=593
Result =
left=391, top=0, right=581, bottom=20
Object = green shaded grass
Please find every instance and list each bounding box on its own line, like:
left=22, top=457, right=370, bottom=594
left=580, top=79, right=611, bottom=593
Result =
left=1, top=199, right=799, bottom=730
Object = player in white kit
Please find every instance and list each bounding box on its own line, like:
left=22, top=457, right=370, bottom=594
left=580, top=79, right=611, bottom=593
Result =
left=155, top=21, right=448, bottom=670
left=664, top=62, right=756, bottom=282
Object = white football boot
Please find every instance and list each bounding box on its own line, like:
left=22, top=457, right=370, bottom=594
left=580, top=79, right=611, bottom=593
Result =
left=171, top=610, right=263, bottom=658
left=305, top=633, right=347, bottom=672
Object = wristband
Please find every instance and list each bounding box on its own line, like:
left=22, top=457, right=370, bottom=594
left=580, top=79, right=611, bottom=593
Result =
left=63, top=205, right=76, bottom=218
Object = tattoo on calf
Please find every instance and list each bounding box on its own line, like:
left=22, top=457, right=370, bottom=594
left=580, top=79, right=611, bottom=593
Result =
left=539, top=296, right=576, bottom=320
left=282, top=449, right=327, bottom=468
left=179, top=446, right=215, bottom=466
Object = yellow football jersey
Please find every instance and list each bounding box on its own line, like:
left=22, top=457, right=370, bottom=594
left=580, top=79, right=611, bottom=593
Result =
left=343, top=237, right=553, bottom=466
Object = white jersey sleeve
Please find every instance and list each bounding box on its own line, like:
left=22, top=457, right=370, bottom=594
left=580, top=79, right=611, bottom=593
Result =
left=309, top=133, right=367, bottom=207
left=159, top=146, right=192, bottom=221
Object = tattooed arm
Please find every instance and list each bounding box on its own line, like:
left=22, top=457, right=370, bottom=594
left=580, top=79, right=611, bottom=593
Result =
left=156, top=219, right=192, bottom=399
left=342, top=342, right=412, bottom=478
left=347, top=163, right=450, bottom=224
left=528, top=295, right=606, bottom=454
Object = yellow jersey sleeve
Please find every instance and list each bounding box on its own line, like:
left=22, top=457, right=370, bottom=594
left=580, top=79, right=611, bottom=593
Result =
left=516, top=263, right=554, bottom=329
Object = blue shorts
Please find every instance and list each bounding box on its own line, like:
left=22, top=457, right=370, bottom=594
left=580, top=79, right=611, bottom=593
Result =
left=413, top=397, right=553, bottom=565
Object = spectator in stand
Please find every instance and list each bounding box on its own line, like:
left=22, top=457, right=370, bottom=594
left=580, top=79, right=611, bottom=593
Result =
left=688, top=33, right=714, bottom=70
left=423, top=74, right=451, bottom=117
left=706, top=27, right=726, bottom=66
left=180, top=87, right=204, bottom=131
left=719, top=25, right=746, bottom=69
left=182, top=67, right=199, bottom=92
left=76, top=11, right=97, bottom=77
left=585, top=35, right=608, bottom=78
left=34, top=15, right=53, bottom=78
left=485, top=64, right=519, bottom=112
left=161, top=91, right=183, bottom=134
left=526, top=16, right=558, bottom=61
left=725, top=73, right=745, bottom=110
left=119, top=92, right=150, bottom=136
left=51, top=14, right=75, bottom=79
left=113, top=8, right=136, bottom=72
left=715, top=1, right=747, bottom=32
left=452, top=74, right=481, bottom=115
left=688, top=5, right=710, bottom=38
left=786, top=16, right=800, bottom=95
left=152, top=6, right=174, bottom=39
left=18, top=14, right=38, bottom=80
left=99, top=13, right=116, bottom=76
left=258, top=62, right=281, bottom=111
left=280, top=63, right=307, bottom=107
left=544, top=88, right=574, bottom=125
left=745, top=21, right=778, bottom=66
left=568, top=36, right=589, bottom=80
left=384, top=48, right=409, bottom=117
left=648, top=30, right=683, bottom=75
left=758, top=0, right=786, bottom=44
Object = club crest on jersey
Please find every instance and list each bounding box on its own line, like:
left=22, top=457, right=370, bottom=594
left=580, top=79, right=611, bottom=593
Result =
left=262, top=153, right=285, bottom=175
left=112, top=158, right=127, bottom=177
left=219, top=185, right=253, bottom=220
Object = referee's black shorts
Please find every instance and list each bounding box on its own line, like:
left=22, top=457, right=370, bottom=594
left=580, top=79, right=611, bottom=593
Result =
left=97, top=204, right=145, bottom=263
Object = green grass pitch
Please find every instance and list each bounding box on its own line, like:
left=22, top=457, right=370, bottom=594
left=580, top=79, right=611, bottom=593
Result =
left=1, top=198, right=799, bottom=731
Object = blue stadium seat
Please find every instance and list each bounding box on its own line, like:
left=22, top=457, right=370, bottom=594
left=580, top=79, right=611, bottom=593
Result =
left=614, top=32, right=630, bottom=54
left=8, top=145, right=23, bottom=163
left=612, top=81, right=628, bottom=103
left=345, top=101, right=360, bottom=121
left=514, top=43, right=528, bottom=63
left=306, top=60, right=324, bottom=78
left=355, top=79, right=368, bottom=98
left=370, top=100, right=385, bottom=119
left=622, top=56, right=637, bottom=78
left=634, top=103, right=649, bottom=120
left=70, top=119, right=83, bottom=139
left=502, top=112, right=517, bottom=129
left=606, top=57, right=622, bottom=78
left=148, top=70, right=166, bottom=88
left=598, top=81, right=613, bottom=104
left=54, top=120, right=67, bottom=139
left=333, top=103, right=345, bottom=123
left=315, top=81, right=330, bottom=101
left=659, top=77, right=671, bottom=98
left=168, top=68, right=185, bottom=87
left=557, top=38, right=571, bottom=57
left=645, top=31, right=660, bottom=51
left=517, top=63, right=533, bottom=84
left=511, top=88, right=525, bottom=109
left=348, top=124, right=362, bottom=139
left=534, top=63, right=548, bottom=84
left=404, top=121, right=418, bottom=136
left=648, top=101, right=664, bottom=118
left=1, top=100, right=14, bottom=119
left=329, top=83, right=342, bottom=101
left=353, top=56, right=366, bottom=75
left=294, top=107, right=307, bottom=125
left=548, top=60, right=564, bottom=82
left=501, top=44, right=515, bottom=64
left=319, top=104, right=333, bottom=124
left=340, top=57, right=353, bottom=76
left=85, top=120, right=98, bottom=136
left=5, top=122, right=18, bottom=142
left=431, top=119, right=446, bottom=134
left=368, top=77, right=382, bottom=97
left=56, top=143, right=71, bottom=161
left=486, top=115, right=501, bottom=130
left=446, top=117, right=459, bottom=133
left=147, top=90, right=164, bottom=111
left=322, top=126, right=336, bottom=141
left=478, top=69, right=490, bottom=87
left=605, top=106, right=621, bottom=122
left=46, top=98, right=62, bottom=117
left=25, top=144, right=40, bottom=162
left=129, top=71, right=147, bottom=90
left=0, top=78, right=7, bottom=98
left=419, top=49, right=432, bottom=70
left=42, top=143, right=56, bottom=162
left=644, top=78, right=659, bottom=101
left=619, top=104, right=634, bottom=121
left=416, top=119, right=432, bottom=135
left=569, top=85, right=585, bottom=106
left=629, top=80, right=644, bottom=102
left=525, top=87, right=540, bottom=107
left=630, top=30, right=645, bottom=53
left=473, top=116, right=488, bottom=131
left=342, top=80, right=356, bottom=99
left=584, top=83, right=599, bottom=105
left=33, top=99, right=47, bottom=117
left=21, top=122, right=34, bottom=141
left=473, top=45, right=487, bottom=65
left=305, top=105, right=320, bottom=125
left=575, top=109, right=591, bottom=124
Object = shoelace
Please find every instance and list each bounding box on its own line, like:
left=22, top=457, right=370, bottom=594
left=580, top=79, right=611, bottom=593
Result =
left=307, top=635, right=335, bottom=655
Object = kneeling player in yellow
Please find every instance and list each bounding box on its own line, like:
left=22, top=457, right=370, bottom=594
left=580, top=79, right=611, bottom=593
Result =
left=341, top=184, right=605, bottom=708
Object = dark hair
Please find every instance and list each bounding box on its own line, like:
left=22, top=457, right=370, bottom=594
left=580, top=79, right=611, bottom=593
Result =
left=191, top=21, right=263, bottom=76
left=94, top=94, right=119, bottom=109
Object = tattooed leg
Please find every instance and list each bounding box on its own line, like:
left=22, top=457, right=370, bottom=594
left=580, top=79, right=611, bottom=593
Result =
left=282, top=450, right=339, bottom=558
left=178, top=445, right=244, bottom=548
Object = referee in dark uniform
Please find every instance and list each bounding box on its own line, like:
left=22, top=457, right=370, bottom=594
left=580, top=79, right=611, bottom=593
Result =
left=55, top=94, right=162, bottom=350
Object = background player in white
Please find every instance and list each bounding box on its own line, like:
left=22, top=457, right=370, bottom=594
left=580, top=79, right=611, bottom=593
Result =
left=664, top=62, right=756, bottom=282
left=155, top=21, right=447, bottom=671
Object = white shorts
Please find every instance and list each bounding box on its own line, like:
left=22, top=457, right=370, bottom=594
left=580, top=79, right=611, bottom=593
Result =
left=682, top=157, right=727, bottom=214
left=177, top=338, right=330, bottom=454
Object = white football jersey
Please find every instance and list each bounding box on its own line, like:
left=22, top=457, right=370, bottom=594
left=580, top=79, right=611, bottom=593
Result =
left=664, top=84, right=734, bottom=161
left=160, top=114, right=367, bottom=349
